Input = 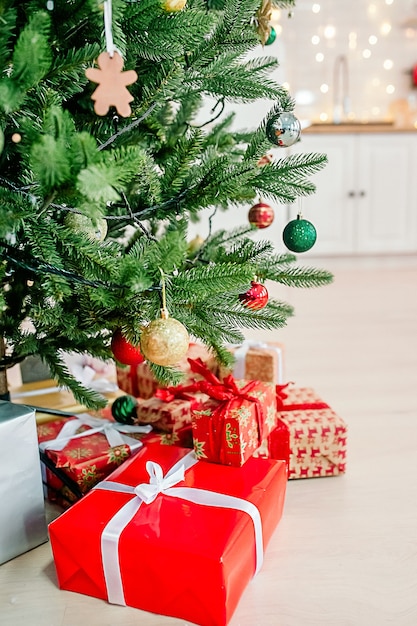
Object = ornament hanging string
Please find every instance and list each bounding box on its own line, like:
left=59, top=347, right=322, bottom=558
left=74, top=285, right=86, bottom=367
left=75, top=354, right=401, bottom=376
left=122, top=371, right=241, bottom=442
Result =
left=159, top=268, right=169, bottom=318
left=103, top=0, right=116, bottom=58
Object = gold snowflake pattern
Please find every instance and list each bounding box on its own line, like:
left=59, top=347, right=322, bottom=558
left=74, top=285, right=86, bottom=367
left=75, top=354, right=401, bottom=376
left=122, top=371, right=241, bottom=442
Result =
left=193, top=439, right=208, bottom=459
left=67, top=446, right=93, bottom=460
left=266, top=405, right=276, bottom=430
left=79, top=465, right=101, bottom=487
left=193, top=409, right=213, bottom=418
left=251, top=389, right=266, bottom=402
left=160, top=432, right=179, bottom=445
left=37, top=424, right=56, bottom=437
left=230, top=405, right=252, bottom=427
left=107, top=445, right=129, bottom=465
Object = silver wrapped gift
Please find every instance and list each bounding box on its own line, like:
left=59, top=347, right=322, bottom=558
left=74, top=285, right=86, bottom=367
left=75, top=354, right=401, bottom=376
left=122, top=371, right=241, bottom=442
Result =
left=0, top=401, right=48, bottom=564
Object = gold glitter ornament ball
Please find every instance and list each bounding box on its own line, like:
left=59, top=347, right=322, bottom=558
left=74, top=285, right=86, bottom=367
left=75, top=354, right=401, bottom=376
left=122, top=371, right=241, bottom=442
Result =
left=140, top=317, right=189, bottom=366
left=162, top=0, right=187, bottom=11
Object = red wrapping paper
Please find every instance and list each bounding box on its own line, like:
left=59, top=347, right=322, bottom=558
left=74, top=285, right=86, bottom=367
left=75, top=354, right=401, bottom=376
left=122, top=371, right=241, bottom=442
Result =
left=189, top=359, right=277, bottom=467
left=258, top=386, right=347, bottom=479
left=37, top=417, right=142, bottom=506
left=116, top=364, right=139, bottom=396
left=49, top=444, right=287, bottom=626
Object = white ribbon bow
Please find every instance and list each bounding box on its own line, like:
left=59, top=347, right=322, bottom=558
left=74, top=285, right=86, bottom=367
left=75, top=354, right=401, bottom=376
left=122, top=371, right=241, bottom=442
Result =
left=39, top=413, right=151, bottom=452
left=134, top=460, right=186, bottom=504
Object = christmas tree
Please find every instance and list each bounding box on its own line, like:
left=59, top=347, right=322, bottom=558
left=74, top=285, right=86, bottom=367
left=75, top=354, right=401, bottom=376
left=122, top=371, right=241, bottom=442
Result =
left=0, top=0, right=332, bottom=409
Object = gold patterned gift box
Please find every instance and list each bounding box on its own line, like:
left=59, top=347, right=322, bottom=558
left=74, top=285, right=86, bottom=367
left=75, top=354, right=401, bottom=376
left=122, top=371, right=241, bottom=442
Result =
left=257, top=386, right=347, bottom=479
left=217, top=340, right=285, bottom=385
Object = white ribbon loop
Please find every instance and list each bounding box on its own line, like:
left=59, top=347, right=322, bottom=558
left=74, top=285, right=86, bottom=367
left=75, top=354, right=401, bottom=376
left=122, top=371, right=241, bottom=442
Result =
left=134, top=461, right=186, bottom=504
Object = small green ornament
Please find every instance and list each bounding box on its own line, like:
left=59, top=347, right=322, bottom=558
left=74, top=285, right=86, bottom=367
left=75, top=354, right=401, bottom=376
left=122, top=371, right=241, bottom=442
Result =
left=64, top=213, right=108, bottom=241
left=283, top=214, right=317, bottom=253
left=265, top=26, right=277, bottom=46
left=111, top=395, right=138, bottom=425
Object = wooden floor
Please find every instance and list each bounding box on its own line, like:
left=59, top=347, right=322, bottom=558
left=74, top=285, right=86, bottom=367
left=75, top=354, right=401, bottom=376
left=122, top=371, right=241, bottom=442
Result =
left=1, top=255, right=417, bottom=626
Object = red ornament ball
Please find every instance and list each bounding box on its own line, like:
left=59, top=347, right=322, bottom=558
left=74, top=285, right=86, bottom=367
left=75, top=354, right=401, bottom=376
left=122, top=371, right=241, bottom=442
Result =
left=248, top=202, right=275, bottom=229
left=111, top=329, right=145, bottom=366
left=239, top=281, right=269, bottom=310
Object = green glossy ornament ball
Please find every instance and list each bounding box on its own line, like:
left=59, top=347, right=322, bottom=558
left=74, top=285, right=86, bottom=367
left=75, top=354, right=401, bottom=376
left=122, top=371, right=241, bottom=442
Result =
left=265, top=27, right=277, bottom=46
left=283, top=216, right=317, bottom=253
left=111, top=395, right=138, bottom=425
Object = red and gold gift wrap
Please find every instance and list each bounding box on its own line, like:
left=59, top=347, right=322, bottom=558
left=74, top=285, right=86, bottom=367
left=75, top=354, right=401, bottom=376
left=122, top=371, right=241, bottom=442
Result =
left=49, top=443, right=287, bottom=626
left=188, top=358, right=277, bottom=467
left=37, top=415, right=147, bottom=506
left=258, top=386, right=347, bottom=479
left=134, top=386, right=208, bottom=432
left=218, top=340, right=285, bottom=385
left=136, top=342, right=218, bottom=399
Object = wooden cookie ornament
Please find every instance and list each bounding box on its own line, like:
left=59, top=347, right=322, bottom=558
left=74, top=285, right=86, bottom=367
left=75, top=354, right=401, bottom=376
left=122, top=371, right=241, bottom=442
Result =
left=86, top=51, right=137, bottom=118
left=85, top=0, right=137, bottom=118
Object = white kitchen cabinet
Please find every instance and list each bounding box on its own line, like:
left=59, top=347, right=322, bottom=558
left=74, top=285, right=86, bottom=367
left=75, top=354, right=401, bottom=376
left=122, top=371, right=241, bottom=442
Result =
left=289, top=131, right=417, bottom=256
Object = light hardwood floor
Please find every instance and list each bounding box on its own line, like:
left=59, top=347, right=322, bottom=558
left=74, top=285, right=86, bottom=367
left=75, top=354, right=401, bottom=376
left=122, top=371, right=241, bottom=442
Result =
left=1, top=255, right=417, bottom=626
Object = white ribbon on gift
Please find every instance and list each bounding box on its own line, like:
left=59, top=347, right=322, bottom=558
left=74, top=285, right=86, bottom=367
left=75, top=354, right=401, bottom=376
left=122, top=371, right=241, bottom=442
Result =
left=39, top=413, right=152, bottom=452
left=94, top=451, right=264, bottom=606
left=232, top=340, right=284, bottom=384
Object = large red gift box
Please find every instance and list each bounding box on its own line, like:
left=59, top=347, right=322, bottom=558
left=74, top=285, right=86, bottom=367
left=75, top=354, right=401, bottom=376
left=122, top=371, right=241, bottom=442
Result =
left=49, top=444, right=287, bottom=626
left=260, top=386, right=347, bottom=479
left=37, top=416, right=146, bottom=506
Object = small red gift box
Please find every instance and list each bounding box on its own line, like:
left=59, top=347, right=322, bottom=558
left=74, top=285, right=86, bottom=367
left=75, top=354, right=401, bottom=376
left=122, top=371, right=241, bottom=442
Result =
left=136, top=342, right=218, bottom=399
left=189, top=358, right=277, bottom=467
left=259, top=386, right=347, bottom=479
left=49, top=443, right=287, bottom=626
left=37, top=415, right=148, bottom=506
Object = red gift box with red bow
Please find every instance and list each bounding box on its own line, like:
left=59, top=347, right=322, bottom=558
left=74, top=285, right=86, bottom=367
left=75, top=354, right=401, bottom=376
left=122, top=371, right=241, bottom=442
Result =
left=257, top=385, right=347, bottom=479
left=49, top=443, right=287, bottom=626
left=189, top=358, right=277, bottom=467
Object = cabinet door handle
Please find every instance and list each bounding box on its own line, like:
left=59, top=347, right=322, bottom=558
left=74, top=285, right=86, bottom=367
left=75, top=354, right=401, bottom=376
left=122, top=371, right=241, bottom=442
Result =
left=359, top=190, right=366, bottom=197
left=348, top=191, right=356, bottom=197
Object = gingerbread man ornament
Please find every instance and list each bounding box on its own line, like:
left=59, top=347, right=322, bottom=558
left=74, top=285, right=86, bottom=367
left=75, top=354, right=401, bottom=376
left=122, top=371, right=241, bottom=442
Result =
left=86, top=51, right=138, bottom=118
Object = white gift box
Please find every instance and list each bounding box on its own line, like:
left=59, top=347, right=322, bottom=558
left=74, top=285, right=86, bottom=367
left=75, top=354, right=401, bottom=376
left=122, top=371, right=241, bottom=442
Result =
left=0, top=401, right=48, bottom=564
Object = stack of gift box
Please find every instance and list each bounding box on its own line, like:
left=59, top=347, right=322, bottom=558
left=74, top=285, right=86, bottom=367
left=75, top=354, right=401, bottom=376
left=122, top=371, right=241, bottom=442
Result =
left=41, top=340, right=347, bottom=626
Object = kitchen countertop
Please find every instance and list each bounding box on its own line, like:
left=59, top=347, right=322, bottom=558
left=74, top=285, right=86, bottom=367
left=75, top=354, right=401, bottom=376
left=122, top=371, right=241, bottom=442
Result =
left=302, top=122, right=417, bottom=134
